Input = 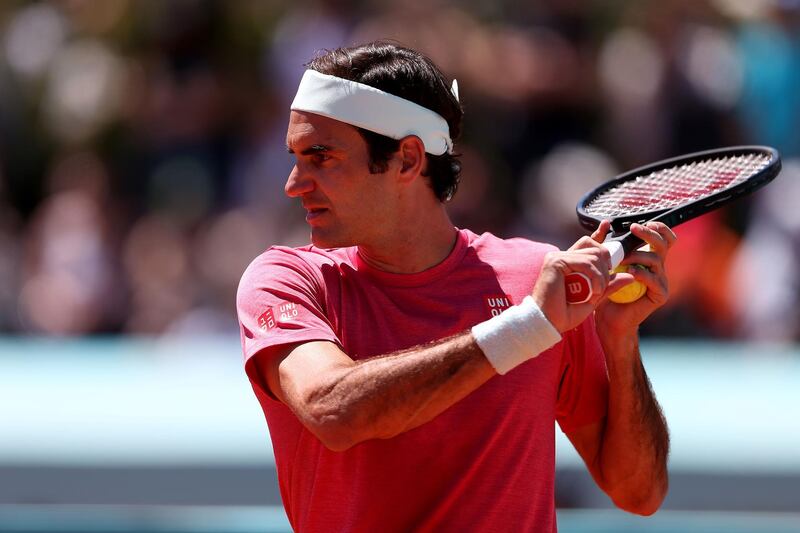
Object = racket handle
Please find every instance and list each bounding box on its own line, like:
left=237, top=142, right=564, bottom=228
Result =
left=565, top=241, right=625, bottom=304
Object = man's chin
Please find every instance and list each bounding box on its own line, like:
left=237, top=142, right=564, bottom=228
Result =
left=310, top=228, right=352, bottom=249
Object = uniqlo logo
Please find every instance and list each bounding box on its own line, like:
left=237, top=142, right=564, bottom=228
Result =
left=276, top=302, right=298, bottom=320
left=484, top=295, right=512, bottom=317
left=258, top=308, right=276, bottom=330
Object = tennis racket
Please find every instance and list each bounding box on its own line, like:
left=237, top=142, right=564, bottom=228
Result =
left=565, top=145, right=782, bottom=304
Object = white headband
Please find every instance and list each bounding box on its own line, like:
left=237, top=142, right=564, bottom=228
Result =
left=290, top=70, right=454, bottom=156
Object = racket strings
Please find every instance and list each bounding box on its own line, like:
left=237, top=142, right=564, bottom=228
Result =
left=585, top=153, right=772, bottom=217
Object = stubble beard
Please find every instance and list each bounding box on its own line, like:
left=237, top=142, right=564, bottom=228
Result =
left=310, top=224, right=354, bottom=249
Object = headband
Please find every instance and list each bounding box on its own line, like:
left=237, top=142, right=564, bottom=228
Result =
left=290, top=70, right=454, bottom=156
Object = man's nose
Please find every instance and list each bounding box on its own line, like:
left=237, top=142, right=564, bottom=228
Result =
left=285, top=165, right=315, bottom=197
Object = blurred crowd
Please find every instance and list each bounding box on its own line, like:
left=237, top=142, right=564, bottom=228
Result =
left=0, top=0, right=799, bottom=341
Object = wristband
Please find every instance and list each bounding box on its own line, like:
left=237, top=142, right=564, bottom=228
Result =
left=471, top=296, right=562, bottom=374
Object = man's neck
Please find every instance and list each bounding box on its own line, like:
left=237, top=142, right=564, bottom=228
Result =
left=357, top=205, right=458, bottom=274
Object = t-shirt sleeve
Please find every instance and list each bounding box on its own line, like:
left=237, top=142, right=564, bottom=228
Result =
left=555, top=314, right=609, bottom=433
left=236, top=248, right=341, bottom=368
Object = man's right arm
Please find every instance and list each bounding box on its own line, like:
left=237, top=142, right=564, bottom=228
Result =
left=252, top=333, right=494, bottom=451
left=248, top=238, right=625, bottom=451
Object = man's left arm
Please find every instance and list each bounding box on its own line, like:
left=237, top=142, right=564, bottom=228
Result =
left=566, top=220, right=675, bottom=515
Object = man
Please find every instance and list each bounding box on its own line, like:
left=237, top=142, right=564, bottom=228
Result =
left=237, top=41, right=672, bottom=532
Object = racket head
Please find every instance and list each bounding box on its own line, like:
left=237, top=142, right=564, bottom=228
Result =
left=576, top=146, right=782, bottom=235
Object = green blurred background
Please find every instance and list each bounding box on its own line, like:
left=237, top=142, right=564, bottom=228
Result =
left=1, top=0, right=799, bottom=531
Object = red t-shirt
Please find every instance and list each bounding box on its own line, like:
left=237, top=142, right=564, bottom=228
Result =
left=237, top=229, right=609, bottom=532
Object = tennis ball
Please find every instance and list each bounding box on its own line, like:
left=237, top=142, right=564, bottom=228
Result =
left=608, top=264, right=648, bottom=304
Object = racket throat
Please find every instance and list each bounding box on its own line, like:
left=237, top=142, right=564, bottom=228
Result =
left=604, top=240, right=625, bottom=269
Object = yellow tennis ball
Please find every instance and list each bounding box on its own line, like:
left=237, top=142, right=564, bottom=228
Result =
left=608, top=264, right=648, bottom=304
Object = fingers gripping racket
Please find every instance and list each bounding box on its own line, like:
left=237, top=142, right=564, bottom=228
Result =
left=565, top=146, right=782, bottom=304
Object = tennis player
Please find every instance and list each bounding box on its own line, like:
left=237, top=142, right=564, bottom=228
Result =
left=237, top=41, right=672, bottom=532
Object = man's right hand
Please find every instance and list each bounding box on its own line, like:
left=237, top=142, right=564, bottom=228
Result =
left=532, top=224, right=633, bottom=332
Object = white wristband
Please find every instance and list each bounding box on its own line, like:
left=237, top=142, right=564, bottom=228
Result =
left=471, top=296, right=562, bottom=375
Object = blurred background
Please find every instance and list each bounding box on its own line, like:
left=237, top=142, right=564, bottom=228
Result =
left=0, top=0, right=799, bottom=531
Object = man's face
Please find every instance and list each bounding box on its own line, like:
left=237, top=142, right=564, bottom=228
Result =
left=285, top=111, right=396, bottom=248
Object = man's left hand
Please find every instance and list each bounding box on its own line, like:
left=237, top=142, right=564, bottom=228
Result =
left=593, top=220, right=677, bottom=336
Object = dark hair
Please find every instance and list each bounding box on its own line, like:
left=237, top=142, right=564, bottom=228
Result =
left=306, top=41, right=463, bottom=202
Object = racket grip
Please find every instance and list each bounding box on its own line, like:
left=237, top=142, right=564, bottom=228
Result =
left=565, top=241, right=625, bottom=304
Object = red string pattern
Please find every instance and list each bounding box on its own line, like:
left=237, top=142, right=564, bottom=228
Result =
left=585, top=153, right=772, bottom=217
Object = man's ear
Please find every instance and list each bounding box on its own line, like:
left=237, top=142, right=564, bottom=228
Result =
left=396, top=135, right=426, bottom=183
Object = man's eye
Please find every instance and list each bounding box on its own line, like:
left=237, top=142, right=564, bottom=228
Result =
left=314, top=153, right=331, bottom=163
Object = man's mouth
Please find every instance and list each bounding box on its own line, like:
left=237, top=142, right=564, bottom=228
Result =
left=305, top=207, right=328, bottom=221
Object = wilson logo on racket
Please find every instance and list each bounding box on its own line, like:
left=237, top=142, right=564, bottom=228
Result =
left=567, top=281, right=584, bottom=296
left=565, top=275, right=591, bottom=303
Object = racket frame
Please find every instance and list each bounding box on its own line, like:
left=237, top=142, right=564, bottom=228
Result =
left=576, top=145, right=781, bottom=241
left=565, top=145, right=781, bottom=304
